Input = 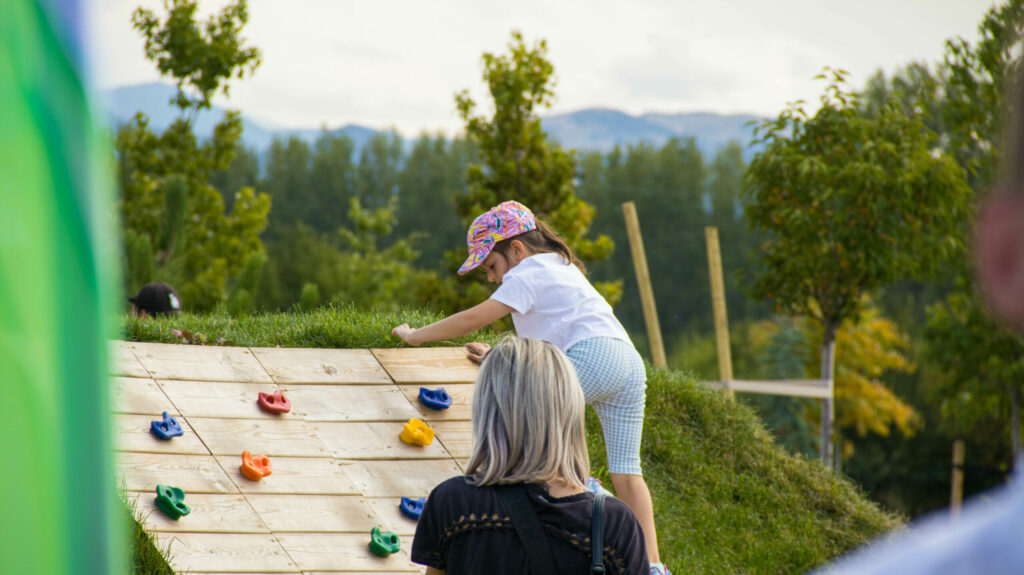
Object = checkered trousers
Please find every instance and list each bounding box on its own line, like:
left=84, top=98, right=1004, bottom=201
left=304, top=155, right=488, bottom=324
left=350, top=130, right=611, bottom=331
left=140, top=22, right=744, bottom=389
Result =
left=565, top=337, right=647, bottom=475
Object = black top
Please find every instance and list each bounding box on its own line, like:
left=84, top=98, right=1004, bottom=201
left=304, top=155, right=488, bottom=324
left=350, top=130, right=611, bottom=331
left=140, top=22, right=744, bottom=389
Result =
left=411, top=476, right=649, bottom=575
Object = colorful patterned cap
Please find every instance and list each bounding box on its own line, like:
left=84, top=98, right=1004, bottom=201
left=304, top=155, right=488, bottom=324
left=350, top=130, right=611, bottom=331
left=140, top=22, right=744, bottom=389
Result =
left=457, top=201, right=537, bottom=275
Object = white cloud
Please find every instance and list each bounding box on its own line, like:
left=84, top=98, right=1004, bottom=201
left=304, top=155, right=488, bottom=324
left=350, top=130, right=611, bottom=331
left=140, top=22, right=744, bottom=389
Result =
left=87, top=0, right=995, bottom=136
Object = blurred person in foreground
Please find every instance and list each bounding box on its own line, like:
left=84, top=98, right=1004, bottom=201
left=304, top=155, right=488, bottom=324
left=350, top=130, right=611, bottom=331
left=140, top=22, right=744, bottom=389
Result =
left=812, top=62, right=1024, bottom=575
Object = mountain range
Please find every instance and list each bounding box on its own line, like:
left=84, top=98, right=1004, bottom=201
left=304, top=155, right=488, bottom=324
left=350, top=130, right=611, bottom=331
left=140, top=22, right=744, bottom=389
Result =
left=101, top=82, right=761, bottom=157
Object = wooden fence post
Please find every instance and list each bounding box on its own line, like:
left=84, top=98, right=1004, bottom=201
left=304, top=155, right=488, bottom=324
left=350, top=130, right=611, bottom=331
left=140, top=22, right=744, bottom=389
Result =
left=951, top=439, right=965, bottom=518
left=622, top=201, right=667, bottom=368
left=705, top=227, right=734, bottom=399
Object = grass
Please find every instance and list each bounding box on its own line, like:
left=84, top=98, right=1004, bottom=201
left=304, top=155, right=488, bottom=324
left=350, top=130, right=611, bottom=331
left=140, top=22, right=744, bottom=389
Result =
left=123, top=494, right=175, bottom=575
left=123, top=307, right=901, bottom=574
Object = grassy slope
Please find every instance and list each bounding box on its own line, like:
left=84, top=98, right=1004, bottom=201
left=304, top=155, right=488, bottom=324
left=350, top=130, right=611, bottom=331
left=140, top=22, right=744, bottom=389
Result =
left=124, top=308, right=900, bottom=574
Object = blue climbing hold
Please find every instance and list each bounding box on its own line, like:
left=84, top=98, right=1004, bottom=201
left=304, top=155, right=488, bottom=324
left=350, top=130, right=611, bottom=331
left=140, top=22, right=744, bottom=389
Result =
left=419, top=387, right=452, bottom=410
left=150, top=411, right=183, bottom=440
left=399, top=496, right=426, bottom=521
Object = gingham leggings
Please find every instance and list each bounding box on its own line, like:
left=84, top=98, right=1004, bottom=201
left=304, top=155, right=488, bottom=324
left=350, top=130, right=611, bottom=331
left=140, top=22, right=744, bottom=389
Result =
left=565, top=336, right=647, bottom=475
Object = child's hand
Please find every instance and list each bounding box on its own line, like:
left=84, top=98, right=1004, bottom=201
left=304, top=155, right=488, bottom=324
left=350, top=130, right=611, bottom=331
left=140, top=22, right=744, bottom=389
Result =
left=391, top=324, right=420, bottom=346
left=465, top=342, right=491, bottom=364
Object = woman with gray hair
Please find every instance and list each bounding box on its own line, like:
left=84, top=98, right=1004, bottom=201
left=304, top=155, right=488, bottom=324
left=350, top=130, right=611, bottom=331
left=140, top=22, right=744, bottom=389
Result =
left=411, top=336, right=649, bottom=574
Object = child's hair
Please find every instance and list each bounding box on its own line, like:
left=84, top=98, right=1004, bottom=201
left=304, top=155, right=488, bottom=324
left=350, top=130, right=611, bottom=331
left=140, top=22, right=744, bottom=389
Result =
left=465, top=336, right=589, bottom=489
left=492, top=219, right=587, bottom=274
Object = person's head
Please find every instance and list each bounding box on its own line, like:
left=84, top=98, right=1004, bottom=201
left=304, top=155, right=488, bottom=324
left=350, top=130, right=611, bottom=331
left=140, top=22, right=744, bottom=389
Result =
left=465, top=336, right=589, bottom=489
left=457, top=200, right=584, bottom=284
left=976, top=65, right=1024, bottom=328
left=129, top=282, right=182, bottom=318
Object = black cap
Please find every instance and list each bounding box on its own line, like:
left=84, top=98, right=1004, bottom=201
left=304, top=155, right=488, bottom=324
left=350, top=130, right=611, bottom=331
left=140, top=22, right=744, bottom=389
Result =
left=129, top=282, right=182, bottom=316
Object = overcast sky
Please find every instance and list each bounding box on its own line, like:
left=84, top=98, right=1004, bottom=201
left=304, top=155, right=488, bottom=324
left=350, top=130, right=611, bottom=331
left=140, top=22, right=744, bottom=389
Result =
left=88, top=0, right=997, bottom=136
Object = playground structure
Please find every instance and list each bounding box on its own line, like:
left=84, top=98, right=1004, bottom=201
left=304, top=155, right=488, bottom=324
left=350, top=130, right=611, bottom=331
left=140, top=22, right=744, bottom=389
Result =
left=112, top=340, right=479, bottom=574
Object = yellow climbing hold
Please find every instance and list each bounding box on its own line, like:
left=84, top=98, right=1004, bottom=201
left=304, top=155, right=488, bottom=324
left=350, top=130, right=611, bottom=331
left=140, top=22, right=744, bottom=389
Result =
left=399, top=418, right=435, bottom=446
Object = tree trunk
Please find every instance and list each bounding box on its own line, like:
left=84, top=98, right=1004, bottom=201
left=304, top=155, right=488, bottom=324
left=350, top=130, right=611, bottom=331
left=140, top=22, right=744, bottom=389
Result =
left=820, top=332, right=836, bottom=468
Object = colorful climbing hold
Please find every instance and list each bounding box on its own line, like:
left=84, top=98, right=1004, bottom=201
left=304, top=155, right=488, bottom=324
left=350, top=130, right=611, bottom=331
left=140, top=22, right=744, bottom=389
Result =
left=399, top=496, right=426, bottom=521
left=240, top=450, right=273, bottom=481
left=149, top=411, right=183, bottom=440
left=154, top=484, right=190, bottom=520
left=368, top=526, right=401, bottom=557
left=399, top=418, right=435, bottom=446
left=257, top=390, right=292, bottom=414
left=419, top=387, right=452, bottom=410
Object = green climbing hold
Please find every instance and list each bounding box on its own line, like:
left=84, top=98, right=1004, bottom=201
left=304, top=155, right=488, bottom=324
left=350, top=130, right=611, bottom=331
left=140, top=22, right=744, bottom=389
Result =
left=154, top=484, right=191, bottom=520
left=368, top=526, right=401, bottom=557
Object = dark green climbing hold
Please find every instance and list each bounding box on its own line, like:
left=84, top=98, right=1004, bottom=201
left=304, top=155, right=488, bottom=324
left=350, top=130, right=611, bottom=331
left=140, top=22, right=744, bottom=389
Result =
left=154, top=484, right=191, bottom=520
left=368, top=526, right=401, bottom=557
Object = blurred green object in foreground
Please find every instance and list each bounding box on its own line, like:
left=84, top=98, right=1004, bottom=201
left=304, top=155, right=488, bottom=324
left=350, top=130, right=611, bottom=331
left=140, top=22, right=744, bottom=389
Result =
left=0, top=0, right=121, bottom=573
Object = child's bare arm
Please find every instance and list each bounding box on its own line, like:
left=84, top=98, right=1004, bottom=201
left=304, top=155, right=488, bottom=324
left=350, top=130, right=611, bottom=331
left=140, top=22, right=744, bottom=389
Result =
left=392, top=300, right=512, bottom=346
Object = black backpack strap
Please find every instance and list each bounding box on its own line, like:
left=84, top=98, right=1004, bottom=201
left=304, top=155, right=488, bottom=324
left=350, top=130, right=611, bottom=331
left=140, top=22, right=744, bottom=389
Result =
left=495, top=484, right=561, bottom=575
left=591, top=492, right=607, bottom=574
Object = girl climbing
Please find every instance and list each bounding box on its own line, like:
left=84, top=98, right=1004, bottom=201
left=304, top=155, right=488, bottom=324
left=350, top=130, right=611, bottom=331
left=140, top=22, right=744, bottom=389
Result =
left=392, top=200, right=669, bottom=574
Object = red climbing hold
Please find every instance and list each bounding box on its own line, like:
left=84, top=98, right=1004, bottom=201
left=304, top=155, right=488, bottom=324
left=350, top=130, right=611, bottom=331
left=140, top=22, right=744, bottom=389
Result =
left=257, top=390, right=292, bottom=414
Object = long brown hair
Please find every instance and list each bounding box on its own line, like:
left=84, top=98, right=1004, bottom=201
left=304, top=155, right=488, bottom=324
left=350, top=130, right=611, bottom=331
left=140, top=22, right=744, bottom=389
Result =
left=492, top=219, right=587, bottom=274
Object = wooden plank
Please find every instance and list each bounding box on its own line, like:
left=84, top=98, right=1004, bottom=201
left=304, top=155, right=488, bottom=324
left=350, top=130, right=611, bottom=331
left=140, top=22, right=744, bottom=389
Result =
left=215, top=456, right=360, bottom=495
left=371, top=348, right=478, bottom=384
left=313, top=422, right=452, bottom=460
left=250, top=348, right=392, bottom=385
left=158, top=380, right=291, bottom=420
left=396, top=384, right=474, bottom=422
left=128, top=491, right=270, bottom=534
left=365, top=498, right=419, bottom=537
left=110, top=341, right=150, bottom=377
left=130, top=341, right=273, bottom=383
left=721, top=379, right=832, bottom=399
left=110, top=376, right=175, bottom=415
left=622, top=201, right=667, bottom=367
left=186, top=417, right=330, bottom=457
left=342, top=460, right=461, bottom=498
left=432, top=421, right=474, bottom=459
left=283, top=385, right=419, bottom=422
left=115, top=452, right=238, bottom=494
left=276, top=533, right=420, bottom=572
left=245, top=494, right=383, bottom=533
left=113, top=414, right=209, bottom=455
left=151, top=532, right=298, bottom=573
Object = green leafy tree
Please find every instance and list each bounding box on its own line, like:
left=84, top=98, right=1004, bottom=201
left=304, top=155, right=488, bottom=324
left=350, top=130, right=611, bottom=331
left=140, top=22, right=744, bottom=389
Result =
left=118, top=0, right=269, bottom=310
left=743, top=68, right=972, bottom=464
left=445, top=31, right=615, bottom=313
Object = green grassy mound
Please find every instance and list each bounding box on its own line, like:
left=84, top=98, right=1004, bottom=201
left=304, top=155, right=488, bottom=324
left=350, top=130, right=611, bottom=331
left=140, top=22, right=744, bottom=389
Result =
left=123, top=308, right=900, bottom=573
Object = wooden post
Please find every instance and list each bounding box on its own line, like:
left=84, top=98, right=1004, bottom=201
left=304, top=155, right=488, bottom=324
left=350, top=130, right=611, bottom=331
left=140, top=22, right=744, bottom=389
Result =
left=622, top=201, right=667, bottom=368
left=951, top=439, right=965, bottom=518
left=705, top=227, right=734, bottom=399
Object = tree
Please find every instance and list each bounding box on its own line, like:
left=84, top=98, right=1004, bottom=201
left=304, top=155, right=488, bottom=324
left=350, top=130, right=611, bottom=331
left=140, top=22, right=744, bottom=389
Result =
left=119, top=0, right=269, bottom=310
left=447, top=31, right=615, bottom=312
left=743, top=68, right=972, bottom=464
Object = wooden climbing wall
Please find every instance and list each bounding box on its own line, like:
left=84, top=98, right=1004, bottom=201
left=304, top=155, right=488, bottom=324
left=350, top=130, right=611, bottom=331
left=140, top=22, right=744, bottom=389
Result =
left=111, top=341, right=478, bottom=574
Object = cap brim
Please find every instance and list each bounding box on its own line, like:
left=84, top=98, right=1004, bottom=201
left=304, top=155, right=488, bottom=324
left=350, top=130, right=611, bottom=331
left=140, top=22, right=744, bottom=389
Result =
left=457, top=255, right=479, bottom=275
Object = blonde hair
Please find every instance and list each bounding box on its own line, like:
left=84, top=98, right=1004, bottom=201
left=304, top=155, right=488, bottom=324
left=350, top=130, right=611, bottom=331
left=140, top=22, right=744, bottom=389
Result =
left=465, top=337, right=589, bottom=489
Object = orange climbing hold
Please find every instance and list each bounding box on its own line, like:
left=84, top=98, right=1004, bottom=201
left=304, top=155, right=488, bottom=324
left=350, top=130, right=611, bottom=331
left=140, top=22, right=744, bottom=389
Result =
left=240, top=450, right=272, bottom=481
left=399, top=418, right=435, bottom=446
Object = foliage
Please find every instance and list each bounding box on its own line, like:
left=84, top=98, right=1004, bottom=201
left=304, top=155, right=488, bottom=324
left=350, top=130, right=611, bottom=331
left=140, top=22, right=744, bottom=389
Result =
left=131, top=0, right=261, bottom=123
left=119, top=0, right=270, bottom=311
left=744, top=305, right=918, bottom=458
left=450, top=31, right=616, bottom=310
left=925, top=285, right=1024, bottom=450
left=579, top=141, right=765, bottom=353
left=744, top=68, right=972, bottom=342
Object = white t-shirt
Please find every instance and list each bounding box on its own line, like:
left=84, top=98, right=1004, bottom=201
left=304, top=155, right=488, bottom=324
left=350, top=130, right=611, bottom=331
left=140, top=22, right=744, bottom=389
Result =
left=489, top=252, right=631, bottom=351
